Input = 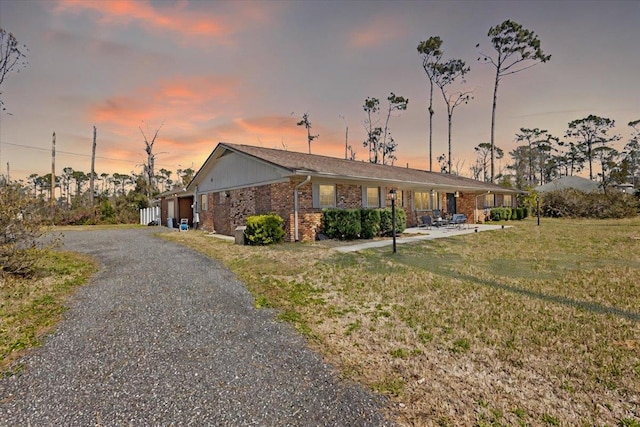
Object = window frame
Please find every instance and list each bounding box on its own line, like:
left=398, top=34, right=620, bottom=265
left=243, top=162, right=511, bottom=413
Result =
left=200, top=193, right=208, bottom=211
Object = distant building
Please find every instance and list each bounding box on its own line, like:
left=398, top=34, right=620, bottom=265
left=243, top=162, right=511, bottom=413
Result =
left=535, top=176, right=602, bottom=193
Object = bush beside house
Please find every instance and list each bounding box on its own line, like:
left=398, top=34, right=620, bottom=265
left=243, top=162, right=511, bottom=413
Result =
left=322, top=208, right=406, bottom=240
left=244, top=214, right=286, bottom=245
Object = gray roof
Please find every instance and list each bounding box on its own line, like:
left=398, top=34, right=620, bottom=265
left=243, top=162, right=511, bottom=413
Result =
left=190, top=142, right=518, bottom=194
left=536, top=176, right=602, bottom=193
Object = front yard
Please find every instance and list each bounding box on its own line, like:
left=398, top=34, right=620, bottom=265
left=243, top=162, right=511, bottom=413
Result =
left=163, top=217, right=640, bottom=426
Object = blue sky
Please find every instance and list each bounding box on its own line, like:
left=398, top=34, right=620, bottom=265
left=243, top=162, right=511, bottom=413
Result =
left=0, top=0, right=638, bottom=182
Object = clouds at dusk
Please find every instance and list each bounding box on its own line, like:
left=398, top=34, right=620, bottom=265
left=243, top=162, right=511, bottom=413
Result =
left=1, top=0, right=638, bottom=181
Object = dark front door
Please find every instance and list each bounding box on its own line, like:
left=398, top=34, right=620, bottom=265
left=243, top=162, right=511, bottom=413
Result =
left=446, top=193, right=457, bottom=215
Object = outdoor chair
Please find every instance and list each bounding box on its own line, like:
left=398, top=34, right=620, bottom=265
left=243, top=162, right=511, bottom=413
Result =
left=418, top=215, right=433, bottom=229
left=448, top=214, right=467, bottom=229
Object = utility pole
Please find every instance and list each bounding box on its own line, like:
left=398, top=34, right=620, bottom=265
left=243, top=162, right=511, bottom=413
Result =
left=51, top=132, right=56, bottom=218
left=90, top=126, right=97, bottom=207
left=6, top=162, right=9, bottom=183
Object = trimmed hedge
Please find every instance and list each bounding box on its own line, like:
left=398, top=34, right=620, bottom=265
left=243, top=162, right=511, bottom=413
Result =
left=322, top=207, right=406, bottom=240
left=488, top=207, right=528, bottom=221
left=379, top=207, right=407, bottom=237
left=322, top=209, right=361, bottom=240
left=360, top=209, right=381, bottom=239
left=245, top=214, right=285, bottom=245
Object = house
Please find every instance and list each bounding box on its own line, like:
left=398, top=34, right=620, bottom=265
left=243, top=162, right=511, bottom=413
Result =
left=535, top=176, right=602, bottom=193
left=186, top=143, right=519, bottom=242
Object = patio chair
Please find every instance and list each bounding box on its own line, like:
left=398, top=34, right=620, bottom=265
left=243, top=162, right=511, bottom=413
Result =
left=448, top=214, right=467, bottom=229
left=418, top=215, right=433, bottom=229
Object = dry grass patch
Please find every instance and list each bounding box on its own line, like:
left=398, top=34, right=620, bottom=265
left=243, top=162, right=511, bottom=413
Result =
left=161, top=217, right=640, bottom=426
left=0, top=250, right=96, bottom=374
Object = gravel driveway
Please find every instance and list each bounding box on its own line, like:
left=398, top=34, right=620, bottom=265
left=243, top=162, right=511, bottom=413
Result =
left=0, top=228, right=391, bottom=426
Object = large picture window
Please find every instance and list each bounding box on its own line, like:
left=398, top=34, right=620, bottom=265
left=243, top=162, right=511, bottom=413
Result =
left=414, top=191, right=437, bottom=210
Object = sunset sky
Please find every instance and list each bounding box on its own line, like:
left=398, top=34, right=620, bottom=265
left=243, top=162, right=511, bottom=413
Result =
left=0, top=0, right=638, bottom=183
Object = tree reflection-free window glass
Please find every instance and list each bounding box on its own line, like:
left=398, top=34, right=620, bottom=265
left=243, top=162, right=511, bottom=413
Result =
left=366, top=187, right=380, bottom=208
left=484, top=193, right=495, bottom=208
left=503, top=194, right=512, bottom=207
left=319, top=184, right=336, bottom=208
left=200, top=194, right=208, bottom=211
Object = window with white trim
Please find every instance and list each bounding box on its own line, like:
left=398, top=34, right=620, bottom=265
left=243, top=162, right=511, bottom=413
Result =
left=319, top=184, right=336, bottom=208
left=365, top=187, right=380, bottom=208
left=414, top=191, right=437, bottom=210
left=201, top=194, right=208, bottom=211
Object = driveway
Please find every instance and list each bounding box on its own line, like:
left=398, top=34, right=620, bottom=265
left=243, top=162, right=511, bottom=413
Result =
left=0, top=228, right=390, bottom=426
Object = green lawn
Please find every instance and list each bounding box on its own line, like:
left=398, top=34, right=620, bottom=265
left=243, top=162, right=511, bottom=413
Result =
left=164, top=217, right=640, bottom=426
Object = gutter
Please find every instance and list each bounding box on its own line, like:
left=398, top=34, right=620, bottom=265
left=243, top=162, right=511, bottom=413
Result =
left=293, top=175, right=312, bottom=241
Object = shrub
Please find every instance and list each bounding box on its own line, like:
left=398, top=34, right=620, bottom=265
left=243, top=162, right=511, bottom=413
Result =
left=322, top=209, right=361, bottom=240
left=541, top=189, right=639, bottom=218
left=360, top=209, right=381, bottom=239
left=490, top=207, right=512, bottom=221
left=0, top=183, right=48, bottom=276
left=380, top=207, right=407, bottom=236
left=244, top=214, right=285, bottom=245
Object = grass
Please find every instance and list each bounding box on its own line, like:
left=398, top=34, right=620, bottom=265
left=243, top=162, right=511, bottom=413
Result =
left=162, top=217, right=640, bottom=426
left=0, top=250, right=96, bottom=375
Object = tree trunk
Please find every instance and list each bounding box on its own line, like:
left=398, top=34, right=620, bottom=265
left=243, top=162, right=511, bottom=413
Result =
left=490, top=70, right=500, bottom=183
left=429, top=81, right=434, bottom=172
left=447, top=112, right=452, bottom=174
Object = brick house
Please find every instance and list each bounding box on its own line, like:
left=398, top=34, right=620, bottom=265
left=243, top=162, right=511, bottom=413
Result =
left=186, top=143, right=519, bottom=242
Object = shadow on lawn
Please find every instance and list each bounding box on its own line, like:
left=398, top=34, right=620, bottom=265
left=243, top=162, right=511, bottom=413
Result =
left=396, top=255, right=640, bottom=322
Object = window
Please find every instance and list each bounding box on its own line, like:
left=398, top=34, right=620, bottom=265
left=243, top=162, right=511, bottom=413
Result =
left=200, top=194, right=208, bottom=211
left=365, top=187, right=380, bottom=208
left=503, top=194, right=512, bottom=207
left=319, top=184, right=336, bottom=208
left=484, top=193, right=495, bottom=208
left=414, top=191, right=437, bottom=210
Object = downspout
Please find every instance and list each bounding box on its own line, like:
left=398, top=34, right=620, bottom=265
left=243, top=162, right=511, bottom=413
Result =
left=294, top=176, right=312, bottom=241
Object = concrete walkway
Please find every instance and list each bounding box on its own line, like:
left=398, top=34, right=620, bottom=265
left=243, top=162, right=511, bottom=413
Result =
left=334, top=224, right=508, bottom=253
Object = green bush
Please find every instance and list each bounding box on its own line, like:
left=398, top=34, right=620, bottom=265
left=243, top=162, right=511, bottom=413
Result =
left=360, top=209, right=381, bottom=239
left=380, top=207, right=406, bottom=237
left=541, top=189, right=640, bottom=218
left=244, top=214, right=285, bottom=245
left=322, top=208, right=361, bottom=240
left=490, top=207, right=512, bottom=221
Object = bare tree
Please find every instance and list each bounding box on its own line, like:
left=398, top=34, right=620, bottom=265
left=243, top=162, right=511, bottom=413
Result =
left=0, top=28, right=28, bottom=112
left=432, top=59, right=473, bottom=174
left=477, top=20, right=550, bottom=182
left=139, top=122, right=164, bottom=196
left=296, top=112, right=318, bottom=154
left=417, top=36, right=443, bottom=171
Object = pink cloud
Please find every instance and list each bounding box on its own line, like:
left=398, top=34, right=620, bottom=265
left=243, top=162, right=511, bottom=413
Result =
left=54, top=0, right=280, bottom=44
left=348, top=14, right=407, bottom=48
left=55, top=0, right=231, bottom=41
left=91, top=74, right=240, bottom=130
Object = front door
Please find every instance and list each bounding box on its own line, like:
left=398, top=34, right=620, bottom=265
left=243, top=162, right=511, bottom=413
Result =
left=446, top=193, right=457, bottom=215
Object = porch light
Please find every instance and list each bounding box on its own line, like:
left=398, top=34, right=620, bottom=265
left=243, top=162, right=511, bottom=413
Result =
left=454, top=191, right=460, bottom=198
left=389, top=189, right=397, bottom=254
